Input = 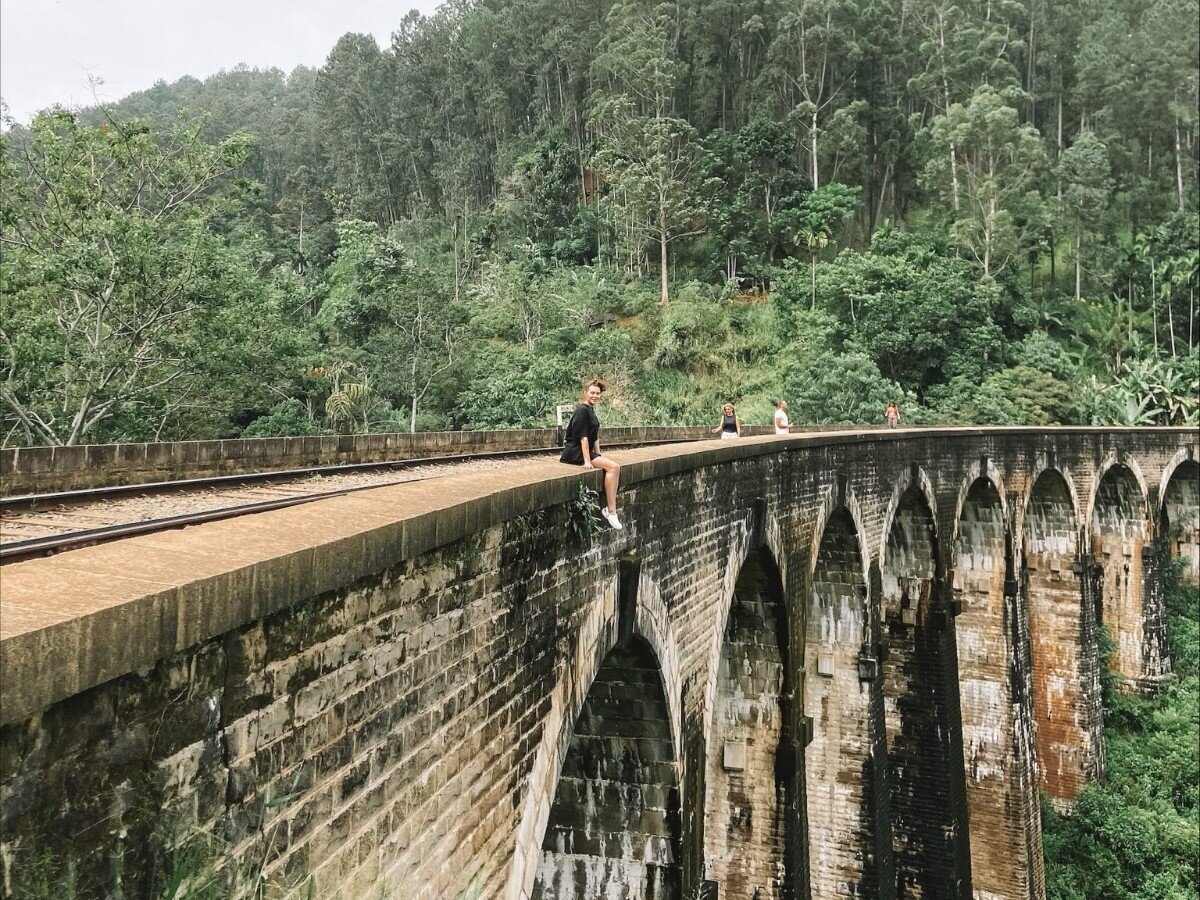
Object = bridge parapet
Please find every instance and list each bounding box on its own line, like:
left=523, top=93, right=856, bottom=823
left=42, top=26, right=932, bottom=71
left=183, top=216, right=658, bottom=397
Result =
left=1, top=424, right=813, bottom=495
left=0, top=427, right=1194, bottom=900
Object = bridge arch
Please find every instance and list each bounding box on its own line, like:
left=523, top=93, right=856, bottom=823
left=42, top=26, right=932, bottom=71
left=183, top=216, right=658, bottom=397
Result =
left=702, top=543, right=797, bottom=898
left=1023, top=467, right=1097, bottom=807
left=510, top=566, right=686, bottom=900
left=1159, top=453, right=1200, bottom=579
left=1086, top=454, right=1151, bottom=529
left=879, top=472, right=957, bottom=896
left=804, top=481, right=880, bottom=898
left=1016, top=457, right=1084, bottom=554
left=952, top=470, right=1043, bottom=900
left=878, top=466, right=940, bottom=565
left=530, top=632, right=684, bottom=899
left=1089, top=458, right=1159, bottom=685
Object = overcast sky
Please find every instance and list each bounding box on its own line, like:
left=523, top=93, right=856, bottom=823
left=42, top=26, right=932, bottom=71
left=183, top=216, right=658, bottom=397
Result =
left=1, top=0, right=443, bottom=125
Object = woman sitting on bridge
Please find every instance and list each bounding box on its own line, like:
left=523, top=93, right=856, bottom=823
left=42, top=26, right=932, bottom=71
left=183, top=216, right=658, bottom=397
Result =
left=560, top=379, right=622, bottom=530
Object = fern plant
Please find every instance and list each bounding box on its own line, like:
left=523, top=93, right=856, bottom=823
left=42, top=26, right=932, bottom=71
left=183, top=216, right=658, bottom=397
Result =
left=568, top=480, right=604, bottom=541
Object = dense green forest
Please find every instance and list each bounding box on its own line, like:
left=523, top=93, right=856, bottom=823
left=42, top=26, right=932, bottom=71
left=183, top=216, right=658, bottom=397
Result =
left=1, top=0, right=1198, bottom=446
left=1042, top=568, right=1199, bottom=899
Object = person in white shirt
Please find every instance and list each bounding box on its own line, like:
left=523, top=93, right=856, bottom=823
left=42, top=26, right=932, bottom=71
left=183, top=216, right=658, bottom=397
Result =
left=774, top=400, right=791, bottom=435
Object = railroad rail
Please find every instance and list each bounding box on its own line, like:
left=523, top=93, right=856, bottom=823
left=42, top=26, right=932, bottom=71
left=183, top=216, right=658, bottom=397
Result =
left=0, top=437, right=693, bottom=564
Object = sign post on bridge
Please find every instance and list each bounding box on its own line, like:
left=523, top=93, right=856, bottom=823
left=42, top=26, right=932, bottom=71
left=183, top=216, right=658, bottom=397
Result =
left=556, top=404, right=574, bottom=447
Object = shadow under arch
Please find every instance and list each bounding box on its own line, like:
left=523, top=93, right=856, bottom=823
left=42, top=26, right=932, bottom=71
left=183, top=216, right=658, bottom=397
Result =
left=879, top=483, right=960, bottom=897
left=531, top=634, right=683, bottom=900
left=1090, top=460, right=1162, bottom=685
left=804, top=503, right=885, bottom=898
left=702, top=544, right=800, bottom=899
left=1160, top=457, right=1200, bottom=579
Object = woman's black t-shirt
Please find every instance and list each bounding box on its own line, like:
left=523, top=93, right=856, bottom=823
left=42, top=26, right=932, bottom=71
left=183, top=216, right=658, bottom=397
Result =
left=560, top=403, right=600, bottom=464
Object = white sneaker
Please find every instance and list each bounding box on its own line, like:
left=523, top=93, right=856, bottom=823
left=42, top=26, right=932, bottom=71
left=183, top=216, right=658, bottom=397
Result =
left=601, top=508, right=623, bottom=530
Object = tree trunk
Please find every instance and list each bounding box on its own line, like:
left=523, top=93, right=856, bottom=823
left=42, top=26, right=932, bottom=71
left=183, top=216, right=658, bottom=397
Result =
left=1168, top=289, right=1177, bottom=358
left=1151, top=257, right=1159, bottom=356
left=874, top=163, right=891, bottom=229
left=410, top=354, right=419, bottom=433
left=660, top=207, right=670, bottom=306
left=1026, top=8, right=1036, bottom=126
left=1175, top=121, right=1186, bottom=211
left=1080, top=232, right=1089, bottom=300
left=949, top=143, right=961, bottom=211
left=1056, top=88, right=1064, bottom=200
left=811, top=108, right=820, bottom=188
left=984, top=197, right=994, bottom=276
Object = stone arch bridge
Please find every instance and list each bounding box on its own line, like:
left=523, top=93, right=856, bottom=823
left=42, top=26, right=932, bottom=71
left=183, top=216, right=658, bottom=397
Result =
left=1, top=427, right=1197, bottom=900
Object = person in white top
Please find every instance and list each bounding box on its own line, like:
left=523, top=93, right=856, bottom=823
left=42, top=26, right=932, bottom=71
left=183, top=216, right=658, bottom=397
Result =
left=774, top=399, right=791, bottom=435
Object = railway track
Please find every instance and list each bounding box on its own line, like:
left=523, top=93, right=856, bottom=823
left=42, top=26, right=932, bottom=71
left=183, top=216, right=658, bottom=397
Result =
left=0, top=439, right=690, bottom=564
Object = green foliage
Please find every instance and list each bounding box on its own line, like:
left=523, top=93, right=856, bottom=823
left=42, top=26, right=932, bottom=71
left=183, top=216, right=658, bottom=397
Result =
left=456, top=350, right=574, bottom=428
left=782, top=344, right=903, bottom=425
left=3, top=0, right=1197, bottom=444
left=1043, top=571, right=1200, bottom=900
left=0, top=112, right=292, bottom=445
left=567, top=479, right=604, bottom=541
left=786, top=230, right=1004, bottom=395
left=922, top=86, right=1048, bottom=278
left=926, top=367, right=1078, bottom=425
left=241, top=400, right=322, bottom=438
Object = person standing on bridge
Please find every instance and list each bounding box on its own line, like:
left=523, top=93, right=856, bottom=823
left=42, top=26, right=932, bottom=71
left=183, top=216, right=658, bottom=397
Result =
left=885, top=401, right=901, bottom=428
left=774, top=399, right=791, bottom=435
left=713, top=403, right=742, bottom=439
left=560, top=379, right=623, bottom=530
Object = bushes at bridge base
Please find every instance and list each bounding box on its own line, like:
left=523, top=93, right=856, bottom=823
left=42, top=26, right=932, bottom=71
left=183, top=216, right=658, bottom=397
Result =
left=1041, top=569, right=1199, bottom=900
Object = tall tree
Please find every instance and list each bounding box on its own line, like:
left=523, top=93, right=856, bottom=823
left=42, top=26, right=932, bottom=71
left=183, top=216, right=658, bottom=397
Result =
left=923, top=86, right=1047, bottom=277
left=323, top=220, right=462, bottom=431
left=1058, top=131, right=1113, bottom=299
left=0, top=113, right=275, bottom=445
left=591, top=0, right=701, bottom=304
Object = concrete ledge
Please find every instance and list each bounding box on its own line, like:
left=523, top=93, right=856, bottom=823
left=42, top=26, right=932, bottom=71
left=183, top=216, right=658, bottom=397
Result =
left=0, top=426, right=1192, bottom=725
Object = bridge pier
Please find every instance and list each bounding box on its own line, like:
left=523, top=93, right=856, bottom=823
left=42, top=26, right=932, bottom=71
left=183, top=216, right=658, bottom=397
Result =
left=1023, top=470, right=1101, bottom=807
left=702, top=547, right=796, bottom=899
left=952, top=474, right=1044, bottom=900
left=880, top=484, right=966, bottom=897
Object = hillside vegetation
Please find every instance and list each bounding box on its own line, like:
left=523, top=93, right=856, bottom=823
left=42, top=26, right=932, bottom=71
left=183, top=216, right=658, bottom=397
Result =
left=1, top=0, right=1197, bottom=445
left=1042, top=568, right=1200, bottom=899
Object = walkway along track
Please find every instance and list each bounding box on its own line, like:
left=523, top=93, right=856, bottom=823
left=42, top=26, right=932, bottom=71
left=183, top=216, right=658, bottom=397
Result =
left=0, top=438, right=693, bottom=564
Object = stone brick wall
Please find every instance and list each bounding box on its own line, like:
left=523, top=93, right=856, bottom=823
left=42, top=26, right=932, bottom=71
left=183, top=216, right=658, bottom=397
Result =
left=1024, top=470, right=1095, bottom=806
left=881, top=486, right=956, bottom=898
left=1, top=428, right=1194, bottom=900
left=0, top=425, right=787, bottom=496
left=953, top=476, right=1041, bottom=900
left=702, top=547, right=792, bottom=898
left=1091, top=462, right=1156, bottom=686
left=804, top=507, right=877, bottom=898
left=533, top=640, right=681, bottom=899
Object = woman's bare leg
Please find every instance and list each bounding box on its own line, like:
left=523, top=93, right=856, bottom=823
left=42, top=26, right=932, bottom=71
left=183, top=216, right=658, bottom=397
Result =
left=593, top=455, right=621, bottom=512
